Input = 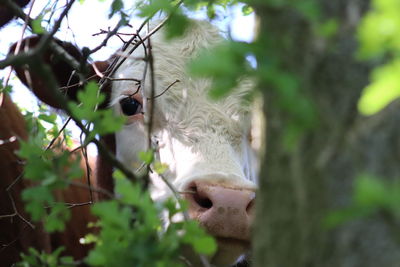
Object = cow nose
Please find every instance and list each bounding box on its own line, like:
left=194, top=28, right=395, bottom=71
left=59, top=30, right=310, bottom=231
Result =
left=185, top=181, right=255, bottom=241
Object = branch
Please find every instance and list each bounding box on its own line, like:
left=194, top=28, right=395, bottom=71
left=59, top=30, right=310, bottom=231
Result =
left=35, top=0, right=76, bottom=53
left=89, top=19, right=127, bottom=55
left=4, top=0, right=36, bottom=86
left=150, top=79, right=180, bottom=100
left=0, top=173, right=36, bottom=229
left=68, top=181, right=115, bottom=200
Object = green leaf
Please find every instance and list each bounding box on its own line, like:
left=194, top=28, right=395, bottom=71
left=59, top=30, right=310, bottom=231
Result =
left=323, top=205, right=372, bottom=229
left=93, top=109, right=125, bottom=136
left=32, top=16, right=45, bottom=34
left=358, top=59, right=400, bottom=115
left=41, top=174, right=58, bottom=186
left=18, top=135, right=45, bottom=160
left=315, top=19, right=338, bottom=38
left=44, top=203, right=71, bottom=232
left=354, top=174, right=387, bottom=207
left=86, top=249, right=107, bottom=266
left=164, top=198, right=182, bottom=218
left=182, top=221, right=217, bottom=256
left=21, top=186, right=53, bottom=221
left=38, top=113, right=57, bottom=124
left=153, top=161, right=168, bottom=174
left=357, top=0, right=400, bottom=59
left=109, top=0, right=124, bottom=18
left=91, top=201, right=134, bottom=240
left=189, top=41, right=252, bottom=99
left=18, top=246, right=77, bottom=267
left=60, top=256, right=74, bottom=266
left=138, top=0, right=173, bottom=18
left=77, top=82, right=105, bottom=114
left=68, top=82, right=104, bottom=121
left=165, top=12, right=190, bottom=39
left=138, top=150, right=154, bottom=164
left=242, top=5, right=254, bottom=15
left=192, top=235, right=217, bottom=255
left=0, top=78, right=12, bottom=94
left=114, top=176, right=142, bottom=206
left=69, top=81, right=125, bottom=141
left=80, top=233, right=100, bottom=245
left=293, top=1, right=320, bottom=23
left=206, top=3, right=216, bottom=19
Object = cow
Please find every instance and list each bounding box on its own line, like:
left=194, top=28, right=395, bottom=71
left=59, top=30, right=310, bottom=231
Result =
left=110, top=20, right=257, bottom=265
left=1, top=5, right=258, bottom=266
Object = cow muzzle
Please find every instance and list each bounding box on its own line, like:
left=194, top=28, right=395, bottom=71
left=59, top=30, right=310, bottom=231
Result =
left=184, top=181, right=255, bottom=265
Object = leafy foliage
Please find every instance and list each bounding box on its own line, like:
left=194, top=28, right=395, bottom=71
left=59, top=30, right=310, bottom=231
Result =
left=358, top=59, right=400, bottom=115
left=84, top=172, right=216, bottom=267
left=357, top=0, right=400, bottom=115
left=0, top=78, right=12, bottom=94
left=31, top=16, right=45, bottom=34
left=16, top=247, right=74, bottom=267
left=18, top=108, right=83, bottom=233
left=138, top=149, right=155, bottom=165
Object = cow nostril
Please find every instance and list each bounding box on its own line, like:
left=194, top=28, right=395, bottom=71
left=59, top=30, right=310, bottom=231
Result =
left=190, top=185, right=213, bottom=209
left=246, top=197, right=255, bottom=214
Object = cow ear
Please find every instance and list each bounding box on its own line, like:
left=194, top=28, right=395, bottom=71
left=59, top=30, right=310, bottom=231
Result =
left=10, top=36, right=112, bottom=109
left=0, top=0, right=30, bottom=28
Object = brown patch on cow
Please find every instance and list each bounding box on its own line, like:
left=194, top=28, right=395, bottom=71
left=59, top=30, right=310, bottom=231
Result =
left=0, top=93, right=50, bottom=265
left=0, top=93, right=98, bottom=264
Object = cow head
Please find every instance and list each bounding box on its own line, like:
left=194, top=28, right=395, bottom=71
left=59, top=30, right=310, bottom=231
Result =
left=10, top=20, right=258, bottom=266
left=111, top=20, right=257, bottom=265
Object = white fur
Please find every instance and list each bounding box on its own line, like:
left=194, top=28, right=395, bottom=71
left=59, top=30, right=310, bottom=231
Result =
left=111, top=20, right=258, bottom=199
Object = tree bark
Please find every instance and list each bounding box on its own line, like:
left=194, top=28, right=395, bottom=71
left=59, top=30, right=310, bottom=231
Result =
left=253, top=0, right=400, bottom=266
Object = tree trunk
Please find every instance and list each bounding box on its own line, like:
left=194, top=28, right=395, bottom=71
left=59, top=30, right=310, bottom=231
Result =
left=253, top=1, right=400, bottom=266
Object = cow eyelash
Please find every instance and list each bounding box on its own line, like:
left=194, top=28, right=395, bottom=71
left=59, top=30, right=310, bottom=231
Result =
left=119, top=96, right=143, bottom=116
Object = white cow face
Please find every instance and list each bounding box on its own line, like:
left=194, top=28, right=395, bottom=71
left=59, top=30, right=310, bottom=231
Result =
left=111, top=20, right=258, bottom=266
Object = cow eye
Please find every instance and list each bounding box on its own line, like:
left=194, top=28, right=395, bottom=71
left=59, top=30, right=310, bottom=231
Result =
left=120, top=97, right=142, bottom=116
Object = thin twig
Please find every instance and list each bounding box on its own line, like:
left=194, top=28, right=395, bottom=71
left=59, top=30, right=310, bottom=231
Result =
left=80, top=135, right=93, bottom=203
left=45, top=117, right=73, bottom=150
left=0, top=212, right=16, bottom=219
left=69, top=181, right=115, bottom=199
left=91, top=62, right=141, bottom=83
left=105, top=77, right=141, bottom=83
left=89, top=18, right=126, bottom=55
left=146, top=32, right=156, bottom=190
left=4, top=0, right=36, bottom=87
left=35, top=0, right=76, bottom=54
left=149, top=79, right=180, bottom=100
left=44, top=201, right=93, bottom=209
left=0, top=172, right=36, bottom=229
left=179, top=190, right=196, bottom=195
left=0, top=223, right=29, bottom=252
left=158, top=174, right=190, bottom=221
left=108, top=17, right=170, bottom=79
